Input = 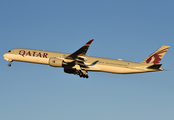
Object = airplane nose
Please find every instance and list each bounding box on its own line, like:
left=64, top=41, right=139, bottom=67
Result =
left=3, top=53, right=6, bottom=58
left=3, top=53, right=10, bottom=61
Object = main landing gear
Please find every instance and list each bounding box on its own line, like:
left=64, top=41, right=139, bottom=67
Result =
left=8, top=60, right=13, bottom=67
left=71, top=65, right=89, bottom=78
left=74, top=69, right=89, bottom=78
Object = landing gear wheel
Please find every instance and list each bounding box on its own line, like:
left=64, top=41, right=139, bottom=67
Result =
left=7, top=60, right=13, bottom=67
left=8, top=63, right=11, bottom=67
left=86, top=75, right=89, bottom=79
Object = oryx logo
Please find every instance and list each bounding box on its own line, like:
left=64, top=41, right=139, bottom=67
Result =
left=146, top=47, right=169, bottom=64
left=52, top=60, right=55, bottom=63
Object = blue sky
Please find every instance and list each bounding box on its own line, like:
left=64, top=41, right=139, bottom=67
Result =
left=0, top=0, right=174, bottom=120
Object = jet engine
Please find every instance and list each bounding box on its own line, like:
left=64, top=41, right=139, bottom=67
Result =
left=49, top=57, right=63, bottom=67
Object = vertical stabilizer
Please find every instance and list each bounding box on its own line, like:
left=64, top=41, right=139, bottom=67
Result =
left=141, top=45, right=170, bottom=64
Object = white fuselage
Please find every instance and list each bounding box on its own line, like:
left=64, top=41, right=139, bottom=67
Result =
left=3, top=48, right=161, bottom=74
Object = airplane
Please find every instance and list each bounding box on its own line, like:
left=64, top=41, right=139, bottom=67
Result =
left=3, top=39, right=170, bottom=78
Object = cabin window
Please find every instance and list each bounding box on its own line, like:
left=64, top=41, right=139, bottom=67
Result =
left=8, top=50, right=11, bottom=52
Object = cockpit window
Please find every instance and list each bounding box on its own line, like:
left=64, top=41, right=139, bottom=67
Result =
left=8, top=50, right=11, bottom=52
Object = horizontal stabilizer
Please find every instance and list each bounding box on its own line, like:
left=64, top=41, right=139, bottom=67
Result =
left=87, top=60, right=99, bottom=66
left=147, top=64, right=162, bottom=69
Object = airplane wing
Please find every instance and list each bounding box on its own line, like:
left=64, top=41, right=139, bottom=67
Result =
left=65, top=39, right=94, bottom=60
left=63, top=39, right=94, bottom=78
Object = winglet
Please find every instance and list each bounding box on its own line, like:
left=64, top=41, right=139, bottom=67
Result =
left=86, top=39, right=94, bottom=44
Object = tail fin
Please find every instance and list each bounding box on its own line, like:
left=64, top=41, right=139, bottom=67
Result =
left=141, top=45, right=170, bottom=64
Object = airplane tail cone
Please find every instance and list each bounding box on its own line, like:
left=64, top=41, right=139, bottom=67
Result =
left=163, top=69, right=170, bottom=71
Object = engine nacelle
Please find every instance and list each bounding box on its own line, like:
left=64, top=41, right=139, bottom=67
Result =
left=49, top=57, right=63, bottom=67
left=64, top=68, right=76, bottom=74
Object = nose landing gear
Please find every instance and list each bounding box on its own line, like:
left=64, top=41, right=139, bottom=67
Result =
left=8, top=60, right=13, bottom=67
